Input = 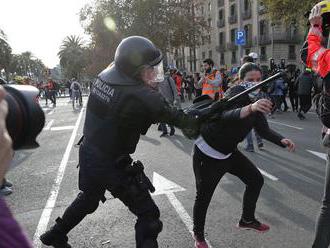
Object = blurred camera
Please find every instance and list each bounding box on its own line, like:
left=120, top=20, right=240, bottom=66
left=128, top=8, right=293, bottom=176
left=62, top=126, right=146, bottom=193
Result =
left=1, top=79, right=45, bottom=150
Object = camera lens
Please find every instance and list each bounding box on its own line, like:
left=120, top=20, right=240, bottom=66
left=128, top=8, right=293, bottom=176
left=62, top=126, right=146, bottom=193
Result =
left=4, top=84, right=45, bottom=150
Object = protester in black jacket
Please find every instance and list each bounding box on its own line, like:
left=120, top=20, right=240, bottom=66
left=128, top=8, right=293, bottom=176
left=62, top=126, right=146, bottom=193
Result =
left=192, top=85, right=295, bottom=248
left=296, top=68, right=315, bottom=120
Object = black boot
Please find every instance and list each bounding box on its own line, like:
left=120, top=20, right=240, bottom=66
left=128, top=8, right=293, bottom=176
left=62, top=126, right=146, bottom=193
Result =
left=40, top=218, right=72, bottom=248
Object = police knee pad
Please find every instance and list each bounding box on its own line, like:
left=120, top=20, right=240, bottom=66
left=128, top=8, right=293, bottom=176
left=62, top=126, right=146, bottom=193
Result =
left=76, top=192, right=100, bottom=214
left=138, top=210, right=163, bottom=237
left=146, top=219, right=163, bottom=236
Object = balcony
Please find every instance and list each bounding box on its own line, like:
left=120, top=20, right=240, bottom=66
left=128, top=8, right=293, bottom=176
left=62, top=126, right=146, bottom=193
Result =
left=186, top=56, right=195, bottom=62
left=174, top=54, right=184, bottom=60
left=242, top=9, right=252, bottom=20
left=218, top=0, right=224, bottom=7
left=217, top=19, right=225, bottom=28
left=228, top=15, right=237, bottom=24
left=216, top=45, right=226, bottom=53
left=227, top=42, right=237, bottom=50
left=259, top=34, right=271, bottom=45
left=273, top=33, right=302, bottom=44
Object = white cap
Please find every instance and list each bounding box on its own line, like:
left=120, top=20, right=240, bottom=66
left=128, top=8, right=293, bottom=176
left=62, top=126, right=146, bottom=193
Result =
left=248, top=52, right=259, bottom=60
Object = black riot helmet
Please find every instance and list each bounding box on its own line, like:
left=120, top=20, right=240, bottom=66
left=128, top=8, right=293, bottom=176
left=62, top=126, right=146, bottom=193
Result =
left=114, top=36, right=163, bottom=79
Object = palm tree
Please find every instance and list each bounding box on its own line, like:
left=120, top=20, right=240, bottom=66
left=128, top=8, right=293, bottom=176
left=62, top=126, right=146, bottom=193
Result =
left=0, top=29, right=12, bottom=80
left=58, top=35, right=88, bottom=79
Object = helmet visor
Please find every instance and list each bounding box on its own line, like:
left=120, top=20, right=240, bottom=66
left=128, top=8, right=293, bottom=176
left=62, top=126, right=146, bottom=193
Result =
left=151, top=61, right=165, bottom=83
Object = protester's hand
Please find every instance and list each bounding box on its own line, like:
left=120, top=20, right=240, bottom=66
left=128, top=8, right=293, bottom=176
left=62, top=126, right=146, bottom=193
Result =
left=281, top=138, right=296, bottom=152
left=0, top=86, right=13, bottom=183
left=309, top=5, right=323, bottom=27
left=251, top=99, right=273, bottom=114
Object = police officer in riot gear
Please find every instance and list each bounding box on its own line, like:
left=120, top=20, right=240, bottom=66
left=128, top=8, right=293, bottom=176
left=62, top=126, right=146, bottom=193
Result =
left=40, top=36, right=202, bottom=248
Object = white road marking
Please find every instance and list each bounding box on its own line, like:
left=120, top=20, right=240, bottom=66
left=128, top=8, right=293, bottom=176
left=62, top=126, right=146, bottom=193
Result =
left=268, top=120, right=303, bottom=130
left=258, top=168, right=279, bottom=181
left=48, top=109, right=55, bottom=115
left=307, top=150, right=327, bottom=161
left=33, top=108, right=85, bottom=248
left=308, top=111, right=317, bottom=115
left=50, top=126, right=75, bottom=131
left=43, top=120, right=54, bottom=131
left=152, top=172, right=213, bottom=248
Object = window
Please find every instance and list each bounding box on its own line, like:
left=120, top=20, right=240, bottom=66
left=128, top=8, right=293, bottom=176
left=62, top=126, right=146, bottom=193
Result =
left=289, top=45, right=295, bottom=54
left=230, top=29, right=236, bottom=42
left=219, top=32, right=224, bottom=45
left=259, top=20, right=267, bottom=36
left=244, top=0, right=250, bottom=11
left=230, top=4, right=236, bottom=16
left=208, top=35, right=211, bottom=44
left=201, top=6, right=204, bottom=15
left=220, top=53, right=225, bottom=65
left=202, top=52, right=206, bottom=59
left=218, top=0, right=224, bottom=7
left=231, top=51, right=237, bottom=63
left=244, top=25, right=249, bottom=41
left=289, top=45, right=296, bottom=59
left=219, top=9, right=223, bottom=20
left=209, top=50, right=213, bottom=59
left=260, top=46, right=267, bottom=61
left=208, top=18, right=212, bottom=27
left=208, top=2, right=211, bottom=12
left=245, top=49, right=250, bottom=55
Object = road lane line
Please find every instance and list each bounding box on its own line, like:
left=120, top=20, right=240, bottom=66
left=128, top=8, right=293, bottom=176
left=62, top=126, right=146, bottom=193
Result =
left=268, top=120, right=303, bottom=130
left=48, top=109, right=55, bottom=115
left=258, top=167, right=279, bottom=181
left=43, top=120, right=54, bottom=131
left=50, top=126, right=75, bottom=131
left=152, top=172, right=213, bottom=247
left=166, top=192, right=213, bottom=248
left=33, top=108, right=84, bottom=248
left=307, top=150, right=327, bottom=161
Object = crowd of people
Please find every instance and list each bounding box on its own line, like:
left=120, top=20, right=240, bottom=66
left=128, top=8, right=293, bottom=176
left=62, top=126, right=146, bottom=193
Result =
left=162, top=59, right=319, bottom=120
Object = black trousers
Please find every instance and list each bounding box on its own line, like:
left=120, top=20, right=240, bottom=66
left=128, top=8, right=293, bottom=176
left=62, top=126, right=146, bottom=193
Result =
left=313, top=153, right=330, bottom=248
left=192, top=146, right=264, bottom=239
left=56, top=147, right=161, bottom=248
left=299, top=94, right=312, bottom=114
left=289, top=92, right=298, bottom=111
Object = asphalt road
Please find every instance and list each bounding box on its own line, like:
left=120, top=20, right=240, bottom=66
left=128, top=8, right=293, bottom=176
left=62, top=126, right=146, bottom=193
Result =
left=5, top=97, right=328, bottom=248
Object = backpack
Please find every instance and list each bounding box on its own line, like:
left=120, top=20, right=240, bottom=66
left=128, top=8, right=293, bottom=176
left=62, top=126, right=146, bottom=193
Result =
left=73, top=82, right=79, bottom=91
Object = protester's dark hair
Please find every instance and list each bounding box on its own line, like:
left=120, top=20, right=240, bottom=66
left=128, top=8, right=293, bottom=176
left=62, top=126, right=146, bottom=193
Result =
left=203, top=58, right=214, bottom=67
left=239, top=62, right=262, bottom=80
left=242, top=55, right=254, bottom=64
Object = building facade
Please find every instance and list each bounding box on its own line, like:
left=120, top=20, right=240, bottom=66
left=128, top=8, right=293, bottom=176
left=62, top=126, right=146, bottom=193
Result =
left=168, top=0, right=304, bottom=73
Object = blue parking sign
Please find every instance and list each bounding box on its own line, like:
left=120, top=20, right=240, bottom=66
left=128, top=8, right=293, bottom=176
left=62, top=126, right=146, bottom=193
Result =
left=235, top=30, right=246, bottom=46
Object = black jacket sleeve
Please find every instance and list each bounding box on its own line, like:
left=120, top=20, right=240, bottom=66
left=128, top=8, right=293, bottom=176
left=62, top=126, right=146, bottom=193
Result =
left=253, top=112, right=286, bottom=147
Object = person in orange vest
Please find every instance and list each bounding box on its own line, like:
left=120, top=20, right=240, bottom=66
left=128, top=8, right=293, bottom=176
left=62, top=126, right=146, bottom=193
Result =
left=305, top=3, right=330, bottom=80
left=305, top=2, right=330, bottom=247
left=198, top=59, right=223, bottom=100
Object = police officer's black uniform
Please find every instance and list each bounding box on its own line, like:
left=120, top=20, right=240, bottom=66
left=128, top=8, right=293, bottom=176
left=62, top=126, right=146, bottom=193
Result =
left=40, top=36, right=199, bottom=248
